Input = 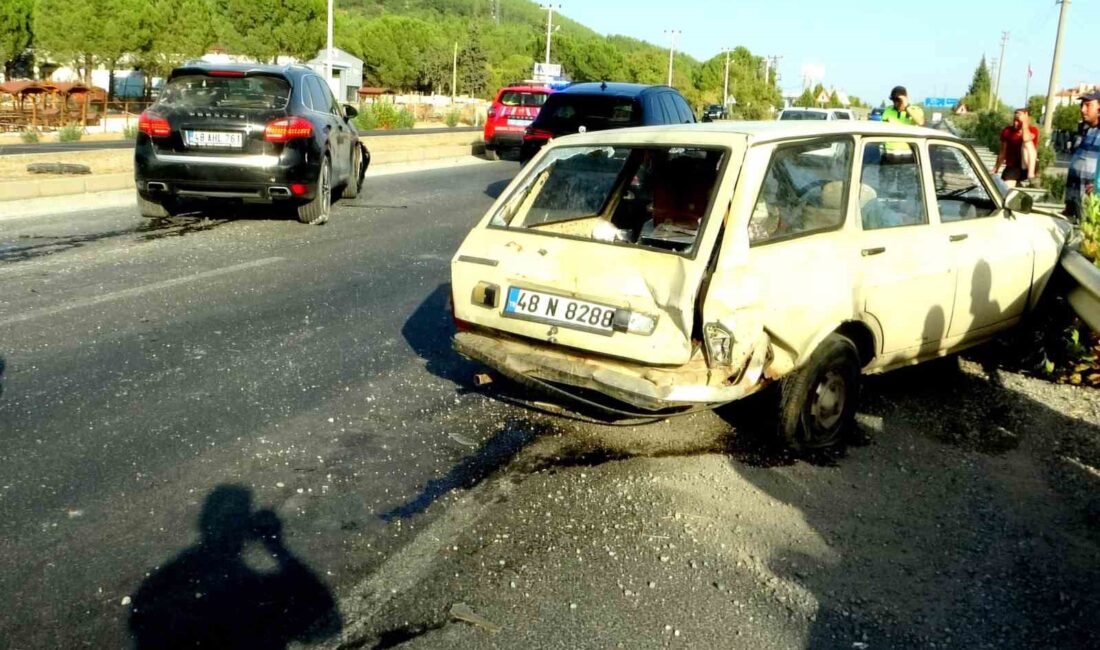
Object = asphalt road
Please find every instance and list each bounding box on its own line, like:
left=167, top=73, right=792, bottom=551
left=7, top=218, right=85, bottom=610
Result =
left=0, top=161, right=519, bottom=647
left=0, top=127, right=481, bottom=156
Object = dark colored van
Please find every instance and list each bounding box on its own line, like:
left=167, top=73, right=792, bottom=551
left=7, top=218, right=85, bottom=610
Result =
left=519, top=82, right=695, bottom=164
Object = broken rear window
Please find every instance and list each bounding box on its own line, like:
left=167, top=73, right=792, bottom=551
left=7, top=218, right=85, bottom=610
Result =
left=489, top=145, right=727, bottom=255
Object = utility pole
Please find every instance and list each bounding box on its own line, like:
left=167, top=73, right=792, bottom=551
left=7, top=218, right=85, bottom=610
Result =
left=722, top=48, right=731, bottom=106
left=664, top=29, right=681, bottom=87
left=1042, top=0, right=1071, bottom=136
left=542, top=4, right=561, bottom=65
left=988, top=57, right=999, bottom=110
left=764, top=55, right=781, bottom=87
left=993, top=31, right=1009, bottom=110
left=325, top=0, right=334, bottom=93
left=451, top=42, right=458, bottom=105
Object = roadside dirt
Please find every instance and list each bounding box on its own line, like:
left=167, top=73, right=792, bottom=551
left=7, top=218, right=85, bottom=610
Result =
left=0, top=149, right=132, bottom=180
left=325, top=358, right=1100, bottom=649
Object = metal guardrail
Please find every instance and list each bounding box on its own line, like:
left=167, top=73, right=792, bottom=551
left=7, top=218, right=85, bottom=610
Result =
left=1061, top=247, right=1100, bottom=332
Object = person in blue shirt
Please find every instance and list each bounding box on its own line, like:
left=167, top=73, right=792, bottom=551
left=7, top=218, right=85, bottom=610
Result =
left=1066, top=92, right=1100, bottom=220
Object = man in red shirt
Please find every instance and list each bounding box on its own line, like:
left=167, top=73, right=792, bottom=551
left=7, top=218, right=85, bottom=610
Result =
left=993, top=108, right=1039, bottom=186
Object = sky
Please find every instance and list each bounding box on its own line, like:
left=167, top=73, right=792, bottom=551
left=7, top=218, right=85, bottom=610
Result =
left=557, top=0, right=1100, bottom=107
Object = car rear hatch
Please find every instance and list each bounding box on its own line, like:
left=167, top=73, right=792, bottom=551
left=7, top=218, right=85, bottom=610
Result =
left=528, top=93, right=642, bottom=140
left=452, top=137, right=744, bottom=367
left=143, top=69, right=292, bottom=159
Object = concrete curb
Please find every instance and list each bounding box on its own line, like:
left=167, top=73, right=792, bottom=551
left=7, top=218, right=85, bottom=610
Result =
left=0, top=141, right=486, bottom=204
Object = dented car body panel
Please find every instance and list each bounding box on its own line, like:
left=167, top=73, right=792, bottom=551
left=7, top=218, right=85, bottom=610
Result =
left=451, top=122, right=1069, bottom=415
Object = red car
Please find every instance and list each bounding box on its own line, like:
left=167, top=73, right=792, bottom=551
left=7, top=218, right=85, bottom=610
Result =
left=483, top=84, right=551, bottom=161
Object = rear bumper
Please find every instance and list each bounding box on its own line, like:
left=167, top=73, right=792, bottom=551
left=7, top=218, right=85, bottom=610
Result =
left=486, top=131, right=525, bottom=150
left=453, top=330, right=769, bottom=414
left=134, top=143, right=322, bottom=203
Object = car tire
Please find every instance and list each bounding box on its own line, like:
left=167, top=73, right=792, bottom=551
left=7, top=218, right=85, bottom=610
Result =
left=341, top=147, right=362, bottom=200
left=297, top=156, right=331, bottom=225
left=484, top=148, right=499, bottom=161
left=778, top=333, right=861, bottom=450
left=137, top=191, right=170, bottom=219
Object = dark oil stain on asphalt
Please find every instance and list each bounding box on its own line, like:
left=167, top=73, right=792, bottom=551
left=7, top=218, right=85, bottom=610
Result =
left=0, top=216, right=229, bottom=263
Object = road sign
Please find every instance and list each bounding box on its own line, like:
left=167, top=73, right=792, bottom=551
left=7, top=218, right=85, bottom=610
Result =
left=533, top=62, right=562, bottom=81
left=923, top=97, right=959, bottom=108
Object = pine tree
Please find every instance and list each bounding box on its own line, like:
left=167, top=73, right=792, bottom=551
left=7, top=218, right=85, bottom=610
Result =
left=963, top=56, right=992, bottom=111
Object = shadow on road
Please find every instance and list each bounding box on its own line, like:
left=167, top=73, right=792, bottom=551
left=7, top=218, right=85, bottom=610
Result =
left=728, top=355, right=1100, bottom=648
left=401, top=283, right=482, bottom=387
left=129, top=485, right=341, bottom=649
left=0, top=355, right=5, bottom=399
left=484, top=179, right=510, bottom=200
left=380, top=418, right=548, bottom=522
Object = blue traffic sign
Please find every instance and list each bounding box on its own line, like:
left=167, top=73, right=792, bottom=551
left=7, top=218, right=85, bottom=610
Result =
left=923, top=97, right=960, bottom=108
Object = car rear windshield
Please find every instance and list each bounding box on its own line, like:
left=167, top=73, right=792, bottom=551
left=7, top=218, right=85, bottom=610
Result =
left=534, top=95, right=639, bottom=131
left=158, top=74, right=291, bottom=110
left=780, top=110, right=828, bottom=121
left=500, top=91, right=548, bottom=107
left=489, top=145, right=726, bottom=255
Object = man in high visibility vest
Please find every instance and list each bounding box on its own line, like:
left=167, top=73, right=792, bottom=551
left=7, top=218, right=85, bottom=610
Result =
left=881, top=86, right=925, bottom=127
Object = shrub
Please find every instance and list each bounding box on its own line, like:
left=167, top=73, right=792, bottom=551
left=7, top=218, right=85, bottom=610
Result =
left=1036, top=144, right=1054, bottom=176
left=972, top=109, right=1012, bottom=152
left=58, top=125, right=82, bottom=142
left=19, top=129, right=39, bottom=144
left=352, top=102, right=415, bottom=130
left=1041, top=173, right=1066, bottom=202
left=123, top=125, right=138, bottom=139
left=445, top=110, right=460, bottom=127
left=1080, top=193, right=1100, bottom=266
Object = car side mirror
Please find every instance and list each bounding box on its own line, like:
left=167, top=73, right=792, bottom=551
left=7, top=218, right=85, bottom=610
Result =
left=343, top=104, right=358, bottom=120
left=1004, top=188, right=1033, bottom=214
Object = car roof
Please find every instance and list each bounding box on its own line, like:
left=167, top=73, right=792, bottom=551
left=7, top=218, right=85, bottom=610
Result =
left=554, top=82, right=674, bottom=97
left=543, top=120, right=960, bottom=148
left=169, top=62, right=308, bottom=79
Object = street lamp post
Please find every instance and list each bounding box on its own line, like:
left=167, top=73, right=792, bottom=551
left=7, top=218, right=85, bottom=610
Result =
left=542, top=4, right=561, bottom=65
left=325, top=0, right=334, bottom=92
left=664, top=29, right=681, bottom=87
left=723, top=48, right=731, bottom=106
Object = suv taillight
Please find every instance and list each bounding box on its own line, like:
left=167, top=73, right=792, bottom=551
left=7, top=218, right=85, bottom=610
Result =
left=264, top=117, right=313, bottom=142
left=137, top=111, right=171, bottom=138
left=523, top=127, right=553, bottom=141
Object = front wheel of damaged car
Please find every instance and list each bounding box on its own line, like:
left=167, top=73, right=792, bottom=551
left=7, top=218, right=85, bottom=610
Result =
left=778, top=333, right=861, bottom=450
left=297, top=156, right=331, bottom=225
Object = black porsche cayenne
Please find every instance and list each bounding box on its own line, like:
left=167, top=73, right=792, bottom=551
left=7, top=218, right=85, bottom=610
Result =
left=134, top=62, right=369, bottom=225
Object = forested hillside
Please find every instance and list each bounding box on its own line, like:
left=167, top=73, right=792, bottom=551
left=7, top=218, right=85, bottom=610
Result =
left=0, top=0, right=781, bottom=113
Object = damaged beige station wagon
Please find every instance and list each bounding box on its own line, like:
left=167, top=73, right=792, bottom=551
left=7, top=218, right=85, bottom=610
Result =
left=451, top=122, right=1070, bottom=449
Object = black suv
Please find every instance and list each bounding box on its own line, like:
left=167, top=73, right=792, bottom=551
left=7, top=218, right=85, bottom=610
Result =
left=701, top=103, right=729, bottom=122
left=519, top=82, right=695, bottom=164
left=134, top=62, right=369, bottom=225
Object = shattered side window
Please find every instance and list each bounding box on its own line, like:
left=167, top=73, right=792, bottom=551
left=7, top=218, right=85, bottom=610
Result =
left=748, top=138, right=854, bottom=244
left=490, top=145, right=727, bottom=255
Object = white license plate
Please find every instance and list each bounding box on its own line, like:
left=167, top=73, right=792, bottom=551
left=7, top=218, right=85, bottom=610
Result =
left=184, top=130, right=243, bottom=149
left=503, top=287, right=616, bottom=334
left=507, top=118, right=532, bottom=126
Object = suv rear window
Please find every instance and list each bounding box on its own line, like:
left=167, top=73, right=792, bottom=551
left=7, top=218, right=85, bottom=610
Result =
left=500, top=91, right=548, bottom=107
left=780, top=110, right=828, bottom=121
left=535, top=95, right=638, bottom=131
left=490, top=145, right=726, bottom=255
left=158, top=74, right=291, bottom=110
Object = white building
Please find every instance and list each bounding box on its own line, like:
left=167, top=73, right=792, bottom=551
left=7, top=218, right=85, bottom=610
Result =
left=306, top=48, right=363, bottom=103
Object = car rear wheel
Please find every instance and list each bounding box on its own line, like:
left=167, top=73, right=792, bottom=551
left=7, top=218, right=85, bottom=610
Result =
left=341, top=147, right=363, bottom=199
left=297, top=157, right=331, bottom=225
left=778, top=333, right=861, bottom=450
left=137, top=191, right=170, bottom=219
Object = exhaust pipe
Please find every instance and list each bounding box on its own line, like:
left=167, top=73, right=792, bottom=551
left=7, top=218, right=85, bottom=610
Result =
left=146, top=182, right=167, bottom=192
left=268, top=186, right=291, bottom=198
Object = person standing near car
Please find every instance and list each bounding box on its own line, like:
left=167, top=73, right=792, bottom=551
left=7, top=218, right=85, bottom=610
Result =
left=1065, top=92, right=1100, bottom=220
left=881, top=86, right=925, bottom=127
left=993, top=108, right=1039, bottom=187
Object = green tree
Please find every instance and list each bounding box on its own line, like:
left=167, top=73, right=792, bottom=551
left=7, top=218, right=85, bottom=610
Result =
left=1053, top=103, right=1081, bottom=131
left=794, top=88, right=816, bottom=108
left=34, top=0, right=101, bottom=80
left=140, top=0, right=218, bottom=80
left=827, top=90, right=841, bottom=108
left=1025, top=94, right=1046, bottom=121
left=223, top=0, right=324, bottom=63
left=457, top=24, right=489, bottom=96
left=0, top=0, right=32, bottom=78
left=98, top=0, right=151, bottom=97
left=962, top=55, right=992, bottom=111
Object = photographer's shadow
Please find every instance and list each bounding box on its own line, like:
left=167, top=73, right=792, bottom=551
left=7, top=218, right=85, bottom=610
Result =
left=129, top=485, right=341, bottom=649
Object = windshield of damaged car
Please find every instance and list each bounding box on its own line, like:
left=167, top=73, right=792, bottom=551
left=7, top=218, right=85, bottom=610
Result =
left=489, top=145, right=726, bottom=254
left=158, top=75, right=291, bottom=110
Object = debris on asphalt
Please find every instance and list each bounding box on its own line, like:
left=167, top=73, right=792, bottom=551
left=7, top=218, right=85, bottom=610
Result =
left=449, top=602, right=502, bottom=634
left=26, top=162, right=91, bottom=175
left=474, top=373, right=493, bottom=387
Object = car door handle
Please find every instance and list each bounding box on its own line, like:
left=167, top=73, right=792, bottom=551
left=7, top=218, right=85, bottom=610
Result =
left=861, top=247, right=886, bottom=257
left=949, top=234, right=969, bottom=242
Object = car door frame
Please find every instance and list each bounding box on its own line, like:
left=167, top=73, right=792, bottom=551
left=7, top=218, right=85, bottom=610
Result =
left=305, top=75, right=349, bottom=180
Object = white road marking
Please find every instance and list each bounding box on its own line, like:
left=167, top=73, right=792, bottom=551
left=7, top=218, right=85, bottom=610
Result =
left=0, top=257, right=284, bottom=326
